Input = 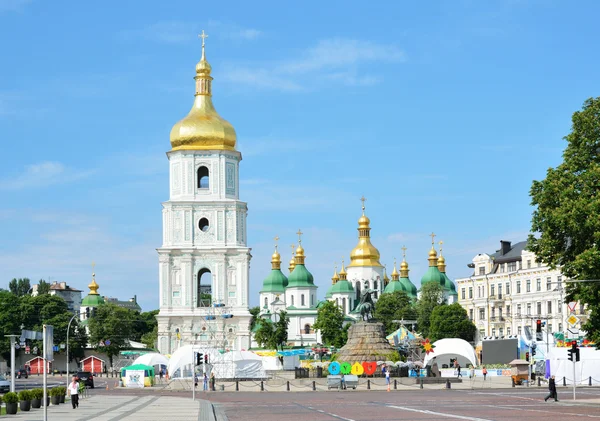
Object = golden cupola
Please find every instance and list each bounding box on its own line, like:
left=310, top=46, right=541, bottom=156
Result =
left=170, top=31, right=237, bottom=151
left=271, top=245, right=282, bottom=270
left=288, top=244, right=296, bottom=273
left=348, top=197, right=383, bottom=267
left=391, top=260, right=400, bottom=281
left=88, top=273, right=99, bottom=295
left=338, top=261, right=348, bottom=280
left=331, top=266, right=340, bottom=284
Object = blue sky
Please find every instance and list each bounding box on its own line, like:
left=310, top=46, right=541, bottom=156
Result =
left=1, top=0, right=599, bottom=311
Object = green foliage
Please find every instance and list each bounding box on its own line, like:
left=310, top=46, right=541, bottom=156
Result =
left=88, top=303, right=138, bottom=365
left=2, top=392, right=18, bottom=404
left=36, top=279, right=51, bottom=295
left=528, top=97, right=600, bottom=347
left=18, top=390, right=32, bottom=401
left=9, top=278, right=31, bottom=296
left=49, top=387, right=63, bottom=397
left=373, top=291, right=417, bottom=335
left=428, top=303, right=477, bottom=342
left=253, top=319, right=275, bottom=349
left=313, top=301, right=346, bottom=347
left=30, top=388, right=43, bottom=400
left=0, top=290, right=22, bottom=360
left=416, top=282, right=445, bottom=338
left=131, top=310, right=158, bottom=343
left=253, top=311, right=290, bottom=350
left=141, top=324, right=158, bottom=349
left=249, top=306, right=261, bottom=332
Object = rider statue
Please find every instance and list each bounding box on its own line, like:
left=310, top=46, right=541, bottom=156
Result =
left=355, top=286, right=376, bottom=322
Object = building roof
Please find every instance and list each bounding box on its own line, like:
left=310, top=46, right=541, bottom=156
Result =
left=49, top=282, right=82, bottom=292
left=260, top=269, right=287, bottom=294
left=490, top=240, right=527, bottom=263
left=287, top=264, right=315, bottom=288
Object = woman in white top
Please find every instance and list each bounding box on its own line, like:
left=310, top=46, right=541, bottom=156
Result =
left=67, top=376, right=79, bottom=409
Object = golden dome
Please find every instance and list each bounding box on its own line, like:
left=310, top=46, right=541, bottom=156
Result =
left=349, top=197, right=382, bottom=267
left=88, top=273, right=99, bottom=295
left=288, top=243, right=296, bottom=272
left=391, top=260, right=400, bottom=281
left=339, top=260, right=348, bottom=280
left=428, top=246, right=438, bottom=267
left=170, top=33, right=237, bottom=151
left=437, top=240, right=447, bottom=272
left=331, top=266, right=340, bottom=284
left=271, top=246, right=281, bottom=270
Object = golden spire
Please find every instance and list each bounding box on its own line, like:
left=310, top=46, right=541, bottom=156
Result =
left=338, top=259, right=348, bottom=280
left=88, top=261, right=100, bottom=295
left=170, top=29, right=237, bottom=151
left=294, top=229, right=306, bottom=265
left=437, top=240, right=447, bottom=273
left=400, top=246, right=410, bottom=278
left=288, top=244, right=296, bottom=273
left=331, top=264, right=339, bottom=284
left=383, top=265, right=390, bottom=286
left=391, top=258, right=400, bottom=281
left=428, top=232, right=438, bottom=267
left=271, top=236, right=282, bottom=270
left=349, top=197, right=382, bottom=267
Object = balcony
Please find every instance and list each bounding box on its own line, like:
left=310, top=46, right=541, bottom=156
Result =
left=489, top=295, right=505, bottom=304
left=489, top=316, right=506, bottom=324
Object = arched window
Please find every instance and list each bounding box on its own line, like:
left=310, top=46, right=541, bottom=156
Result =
left=301, top=294, right=305, bottom=306
left=304, top=324, right=311, bottom=334
left=342, top=298, right=347, bottom=314
left=373, top=280, right=378, bottom=290
left=198, top=217, right=209, bottom=232
left=336, top=298, right=339, bottom=305
left=364, top=281, right=370, bottom=289
left=311, top=295, right=314, bottom=306
left=355, top=282, right=361, bottom=301
left=291, top=295, right=294, bottom=306
left=197, top=268, right=212, bottom=307
left=264, top=297, right=268, bottom=308
left=197, top=166, right=209, bottom=189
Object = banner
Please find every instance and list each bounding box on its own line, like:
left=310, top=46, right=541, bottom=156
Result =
left=125, top=370, right=145, bottom=388
left=44, top=325, right=54, bottom=362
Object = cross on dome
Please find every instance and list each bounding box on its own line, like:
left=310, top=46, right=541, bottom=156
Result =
left=296, top=229, right=303, bottom=244
left=401, top=245, right=407, bottom=258
left=430, top=232, right=436, bottom=245
left=290, top=244, right=296, bottom=255
left=360, top=196, right=367, bottom=214
left=274, top=235, right=279, bottom=251
left=438, top=240, right=444, bottom=254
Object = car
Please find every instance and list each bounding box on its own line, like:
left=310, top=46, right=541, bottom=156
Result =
left=0, top=375, right=10, bottom=393
left=16, top=369, right=28, bottom=379
left=76, top=371, right=94, bottom=388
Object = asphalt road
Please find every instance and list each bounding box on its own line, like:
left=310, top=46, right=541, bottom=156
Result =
left=204, top=388, right=600, bottom=421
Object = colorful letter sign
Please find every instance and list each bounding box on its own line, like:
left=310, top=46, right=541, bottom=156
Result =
left=328, top=361, right=383, bottom=376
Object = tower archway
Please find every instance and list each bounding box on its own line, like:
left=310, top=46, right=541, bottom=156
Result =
left=197, top=268, right=212, bottom=307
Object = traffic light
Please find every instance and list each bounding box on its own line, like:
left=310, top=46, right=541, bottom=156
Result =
left=532, top=343, right=537, bottom=357
left=196, top=352, right=204, bottom=365
left=568, top=341, right=580, bottom=362
left=525, top=352, right=530, bottom=362
left=204, top=354, right=209, bottom=364
left=536, top=320, right=542, bottom=333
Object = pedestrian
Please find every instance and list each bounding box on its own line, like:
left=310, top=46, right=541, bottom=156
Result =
left=383, top=364, right=391, bottom=392
left=159, top=368, right=163, bottom=383
left=456, top=362, right=462, bottom=379
left=210, top=372, right=215, bottom=391
left=67, top=376, right=79, bottom=409
left=469, top=365, right=475, bottom=379
left=482, top=366, right=487, bottom=381
left=203, top=373, right=208, bottom=391
left=544, top=375, right=559, bottom=402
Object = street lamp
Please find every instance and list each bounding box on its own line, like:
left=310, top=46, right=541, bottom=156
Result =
left=66, top=314, right=77, bottom=378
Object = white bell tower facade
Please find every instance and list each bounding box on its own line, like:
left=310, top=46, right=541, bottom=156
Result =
left=156, top=33, right=251, bottom=354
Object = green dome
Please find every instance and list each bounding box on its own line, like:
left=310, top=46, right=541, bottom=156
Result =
left=329, top=280, right=354, bottom=295
left=325, top=284, right=334, bottom=299
left=441, top=273, right=458, bottom=295
left=287, top=264, right=314, bottom=288
left=260, top=269, right=287, bottom=294
left=81, top=294, right=104, bottom=307
left=384, top=277, right=417, bottom=299
left=420, top=266, right=445, bottom=288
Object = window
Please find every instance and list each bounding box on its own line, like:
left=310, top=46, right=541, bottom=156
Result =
left=516, top=281, right=521, bottom=293
left=469, top=309, right=474, bottom=321
left=547, top=277, right=552, bottom=291
left=507, top=327, right=511, bottom=336
left=373, top=291, right=378, bottom=299
left=499, top=328, right=504, bottom=337
left=291, top=295, right=294, bottom=306
left=538, top=261, right=542, bottom=267
left=536, top=279, right=541, bottom=291
left=491, top=307, right=496, bottom=318
left=537, top=302, right=542, bottom=315
left=498, top=284, right=503, bottom=299
left=548, top=324, right=553, bottom=333
left=491, top=328, right=496, bottom=337
left=198, top=217, right=210, bottom=232
left=506, top=305, right=511, bottom=316
left=526, top=280, right=531, bottom=292
left=527, top=303, right=531, bottom=315
left=508, top=262, right=517, bottom=272
left=373, top=280, right=378, bottom=290
left=311, top=295, right=314, bottom=306
left=506, top=282, right=510, bottom=295
left=498, top=308, right=503, bottom=319
left=499, top=264, right=504, bottom=273
left=197, top=268, right=212, bottom=307
left=479, top=267, right=485, bottom=275
left=547, top=301, right=552, bottom=314
left=342, top=298, right=346, bottom=313
left=479, top=308, right=485, bottom=320
left=364, top=281, right=370, bottom=289
left=518, top=326, right=522, bottom=335
left=559, top=323, right=562, bottom=332
left=301, top=294, right=305, bottom=306
left=304, top=324, right=310, bottom=334
left=264, top=297, right=267, bottom=307
left=490, top=285, right=495, bottom=296
left=527, top=259, right=531, bottom=269
left=336, top=298, right=339, bottom=305
left=557, top=276, right=562, bottom=288
left=461, top=288, right=466, bottom=300
left=468, top=287, right=473, bottom=299
left=355, top=282, right=361, bottom=301
left=478, top=286, right=481, bottom=298
left=517, top=304, right=521, bottom=316
left=197, top=166, right=209, bottom=189
left=558, top=301, right=562, bottom=313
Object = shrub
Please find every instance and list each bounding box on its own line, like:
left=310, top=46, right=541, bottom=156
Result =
left=18, top=390, right=32, bottom=401
left=30, top=388, right=43, bottom=399
left=3, top=391, right=19, bottom=404
left=50, top=387, right=62, bottom=397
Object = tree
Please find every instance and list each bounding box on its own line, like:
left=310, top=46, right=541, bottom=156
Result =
left=9, top=278, right=31, bottom=296
left=416, top=282, right=445, bottom=338
left=36, top=279, right=51, bottom=295
left=313, top=301, right=346, bottom=347
left=273, top=311, right=290, bottom=351
left=0, top=290, right=22, bottom=361
left=253, top=311, right=290, bottom=350
left=528, top=97, right=600, bottom=347
left=373, top=291, right=417, bottom=335
left=131, top=310, right=158, bottom=342
left=88, top=303, right=137, bottom=366
left=249, top=306, right=261, bottom=332
left=429, top=303, right=477, bottom=342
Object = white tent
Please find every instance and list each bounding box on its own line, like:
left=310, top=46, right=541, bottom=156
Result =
left=546, top=347, right=600, bottom=385
left=423, top=338, right=478, bottom=368
left=133, top=353, right=169, bottom=368
left=167, top=346, right=266, bottom=379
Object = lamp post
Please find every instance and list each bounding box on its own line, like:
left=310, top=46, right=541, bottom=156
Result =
left=66, top=314, right=77, bottom=378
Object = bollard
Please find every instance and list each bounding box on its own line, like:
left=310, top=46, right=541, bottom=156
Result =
left=537, top=376, right=541, bottom=387
left=512, top=377, right=515, bottom=387
left=287, top=381, right=290, bottom=391
left=563, top=377, right=566, bottom=387
left=260, top=381, right=264, bottom=391
left=590, top=376, right=592, bottom=386
left=312, top=381, right=316, bottom=391
left=420, top=377, right=423, bottom=389
left=236, top=381, right=239, bottom=391
left=446, top=379, right=451, bottom=389
left=367, top=379, right=371, bottom=390
left=394, top=379, right=397, bottom=390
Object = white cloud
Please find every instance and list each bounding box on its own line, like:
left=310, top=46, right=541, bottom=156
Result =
left=0, top=161, right=93, bottom=190
left=223, top=38, right=405, bottom=91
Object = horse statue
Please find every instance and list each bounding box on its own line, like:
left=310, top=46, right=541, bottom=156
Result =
left=355, top=288, right=375, bottom=322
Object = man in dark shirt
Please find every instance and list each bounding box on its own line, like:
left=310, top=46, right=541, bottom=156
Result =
left=544, top=375, right=558, bottom=402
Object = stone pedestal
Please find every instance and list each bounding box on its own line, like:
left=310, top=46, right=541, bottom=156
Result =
left=337, top=322, right=396, bottom=362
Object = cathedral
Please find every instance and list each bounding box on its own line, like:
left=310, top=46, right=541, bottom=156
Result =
left=156, top=37, right=458, bottom=353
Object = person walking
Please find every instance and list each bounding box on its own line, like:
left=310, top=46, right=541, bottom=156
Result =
left=203, top=373, right=208, bottom=391
left=67, top=376, right=79, bottom=409
left=469, top=365, right=475, bottom=379
left=382, top=364, right=391, bottom=392
left=456, top=362, right=462, bottom=379
left=482, top=366, right=487, bottom=381
left=544, top=375, right=559, bottom=402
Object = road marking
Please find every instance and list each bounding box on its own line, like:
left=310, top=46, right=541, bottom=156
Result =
left=386, top=405, right=494, bottom=421
left=488, top=404, right=600, bottom=418
left=301, top=405, right=356, bottom=421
